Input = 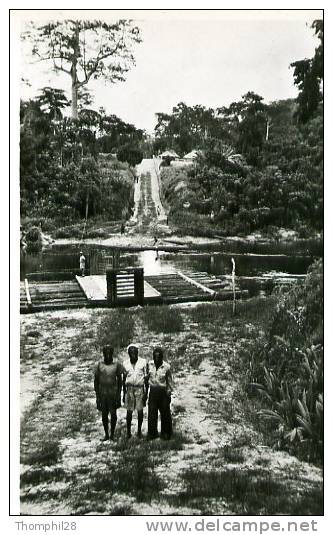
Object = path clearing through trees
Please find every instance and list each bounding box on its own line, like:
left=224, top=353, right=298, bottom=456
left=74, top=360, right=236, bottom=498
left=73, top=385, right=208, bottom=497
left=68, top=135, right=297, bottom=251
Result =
left=129, top=158, right=169, bottom=235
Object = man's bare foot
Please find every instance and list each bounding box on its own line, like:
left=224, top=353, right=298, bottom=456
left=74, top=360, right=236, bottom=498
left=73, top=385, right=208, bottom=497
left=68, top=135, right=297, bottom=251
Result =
left=101, top=435, right=109, bottom=441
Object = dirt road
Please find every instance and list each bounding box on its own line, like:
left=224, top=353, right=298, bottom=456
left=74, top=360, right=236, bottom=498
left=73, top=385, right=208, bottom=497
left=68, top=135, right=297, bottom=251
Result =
left=128, top=158, right=169, bottom=236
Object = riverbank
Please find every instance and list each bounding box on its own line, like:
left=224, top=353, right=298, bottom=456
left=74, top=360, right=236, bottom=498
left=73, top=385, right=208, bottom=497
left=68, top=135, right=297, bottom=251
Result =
left=48, top=227, right=322, bottom=253
left=20, top=298, right=322, bottom=515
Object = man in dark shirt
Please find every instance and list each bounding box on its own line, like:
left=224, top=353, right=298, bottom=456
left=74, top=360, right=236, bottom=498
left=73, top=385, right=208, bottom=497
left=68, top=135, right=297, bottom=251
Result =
left=94, top=345, right=122, bottom=441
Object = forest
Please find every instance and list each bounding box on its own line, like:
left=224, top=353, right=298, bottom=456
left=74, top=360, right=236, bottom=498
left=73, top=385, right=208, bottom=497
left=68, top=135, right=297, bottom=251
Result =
left=20, top=21, right=323, bottom=242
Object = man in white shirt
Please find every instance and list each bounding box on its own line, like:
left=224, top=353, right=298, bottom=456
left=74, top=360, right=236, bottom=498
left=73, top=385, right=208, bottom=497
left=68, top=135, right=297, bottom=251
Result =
left=122, top=345, right=148, bottom=438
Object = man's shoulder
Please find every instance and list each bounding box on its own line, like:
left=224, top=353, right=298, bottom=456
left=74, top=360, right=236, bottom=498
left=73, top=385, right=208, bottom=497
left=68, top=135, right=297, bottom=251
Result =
left=163, top=361, right=171, bottom=370
left=138, top=356, right=147, bottom=366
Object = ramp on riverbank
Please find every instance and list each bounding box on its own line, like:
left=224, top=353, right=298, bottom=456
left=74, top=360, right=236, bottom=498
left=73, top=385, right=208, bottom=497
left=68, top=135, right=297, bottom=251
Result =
left=20, top=271, right=247, bottom=313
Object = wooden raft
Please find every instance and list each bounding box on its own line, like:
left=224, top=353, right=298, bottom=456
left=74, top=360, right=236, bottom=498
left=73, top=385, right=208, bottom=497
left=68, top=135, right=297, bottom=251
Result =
left=20, top=270, right=247, bottom=313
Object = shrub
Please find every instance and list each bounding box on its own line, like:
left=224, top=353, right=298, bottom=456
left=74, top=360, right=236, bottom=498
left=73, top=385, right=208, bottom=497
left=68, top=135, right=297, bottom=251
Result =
left=21, top=438, right=61, bottom=466
left=21, top=467, right=66, bottom=485
left=26, top=241, right=42, bottom=254
left=117, top=144, right=143, bottom=167
left=85, top=228, right=109, bottom=238
left=52, top=225, right=83, bottom=239
left=141, top=306, right=183, bottom=333
left=250, top=259, right=323, bottom=462
left=25, top=226, right=41, bottom=242
left=97, top=309, right=135, bottom=349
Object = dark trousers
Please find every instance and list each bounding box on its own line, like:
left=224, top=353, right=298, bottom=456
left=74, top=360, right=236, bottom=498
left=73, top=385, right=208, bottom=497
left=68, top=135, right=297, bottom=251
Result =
left=148, top=386, right=172, bottom=438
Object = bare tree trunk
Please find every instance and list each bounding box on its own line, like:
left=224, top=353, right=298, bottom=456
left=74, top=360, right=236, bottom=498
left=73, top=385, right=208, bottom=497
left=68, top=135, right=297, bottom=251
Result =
left=266, top=119, right=271, bottom=141
left=71, top=83, right=78, bottom=120
left=71, top=22, right=80, bottom=120
left=85, top=191, right=89, bottom=221
left=231, top=257, right=236, bottom=316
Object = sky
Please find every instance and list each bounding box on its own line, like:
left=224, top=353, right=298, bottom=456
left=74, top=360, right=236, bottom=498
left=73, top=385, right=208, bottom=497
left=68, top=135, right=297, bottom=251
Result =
left=19, top=10, right=323, bottom=133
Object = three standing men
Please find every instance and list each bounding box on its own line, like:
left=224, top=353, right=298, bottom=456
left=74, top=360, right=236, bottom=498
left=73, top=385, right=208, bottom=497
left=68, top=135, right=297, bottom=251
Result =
left=94, top=344, right=173, bottom=441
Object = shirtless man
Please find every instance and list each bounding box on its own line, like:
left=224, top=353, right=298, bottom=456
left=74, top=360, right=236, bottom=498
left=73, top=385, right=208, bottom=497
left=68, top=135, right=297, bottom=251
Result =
left=94, top=345, right=122, bottom=441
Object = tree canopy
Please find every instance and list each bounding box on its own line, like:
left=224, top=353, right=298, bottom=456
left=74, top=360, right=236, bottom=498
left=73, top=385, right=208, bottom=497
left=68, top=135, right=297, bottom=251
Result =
left=24, top=19, right=142, bottom=118
left=290, top=20, right=323, bottom=123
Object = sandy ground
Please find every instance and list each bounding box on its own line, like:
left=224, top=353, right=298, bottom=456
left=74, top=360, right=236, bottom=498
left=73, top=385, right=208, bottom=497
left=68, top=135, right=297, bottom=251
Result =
left=20, top=306, right=322, bottom=515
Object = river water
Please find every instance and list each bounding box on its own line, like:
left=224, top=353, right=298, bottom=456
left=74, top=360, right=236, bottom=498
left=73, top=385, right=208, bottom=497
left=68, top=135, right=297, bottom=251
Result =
left=21, top=239, right=322, bottom=295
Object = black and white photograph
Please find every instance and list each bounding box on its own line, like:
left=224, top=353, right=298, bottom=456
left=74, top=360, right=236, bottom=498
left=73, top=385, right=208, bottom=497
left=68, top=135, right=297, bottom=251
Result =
left=12, top=8, right=324, bottom=518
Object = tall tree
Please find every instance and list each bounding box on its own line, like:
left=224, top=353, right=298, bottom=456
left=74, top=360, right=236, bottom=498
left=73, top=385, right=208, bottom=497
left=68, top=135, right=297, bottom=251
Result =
left=290, top=20, right=323, bottom=123
left=154, top=102, right=225, bottom=155
left=218, top=92, right=267, bottom=164
left=24, top=19, right=142, bottom=119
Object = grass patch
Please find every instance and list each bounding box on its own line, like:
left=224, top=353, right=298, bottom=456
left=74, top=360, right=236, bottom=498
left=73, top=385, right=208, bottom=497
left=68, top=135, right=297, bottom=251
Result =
left=176, top=468, right=323, bottom=514
left=73, top=500, right=134, bottom=516
left=90, top=448, right=163, bottom=501
left=141, top=307, right=183, bottom=333
left=70, top=338, right=96, bottom=361
left=21, top=467, right=66, bottom=486
left=222, top=446, right=246, bottom=464
left=256, top=457, right=271, bottom=467
left=48, top=362, right=66, bottom=374
left=229, top=432, right=254, bottom=449
left=52, top=225, right=83, bottom=239
left=113, top=431, right=189, bottom=453
left=109, top=504, right=134, bottom=515
left=20, top=379, right=59, bottom=439
left=21, top=485, right=70, bottom=502
left=187, top=297, right=276, bottom=331
left=215, top=397, right=235, bottom=424
left=173, top=404, right=186, bottom=416
left=21, top=438, right=61, bottom=466
left=189, top=353, right=205, bottom=369
left=65, top=400, right=96, bottom=435
left=97, top=309, right=135, bottom=349
left=146, top=431, right=190, bottom=451
left=85, top=228, right=109, bottom=239
left=26, top=330, right=41, bottom=338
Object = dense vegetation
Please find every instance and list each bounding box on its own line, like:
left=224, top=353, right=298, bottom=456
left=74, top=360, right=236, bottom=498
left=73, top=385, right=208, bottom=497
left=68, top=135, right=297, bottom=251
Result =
left=248, top=259, right=323, bottom=463
left=20, top=91, right=147, bottom=232
left=20, top=19, right=322, bottom=242
left=160, top=101, right=322, bottom=238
